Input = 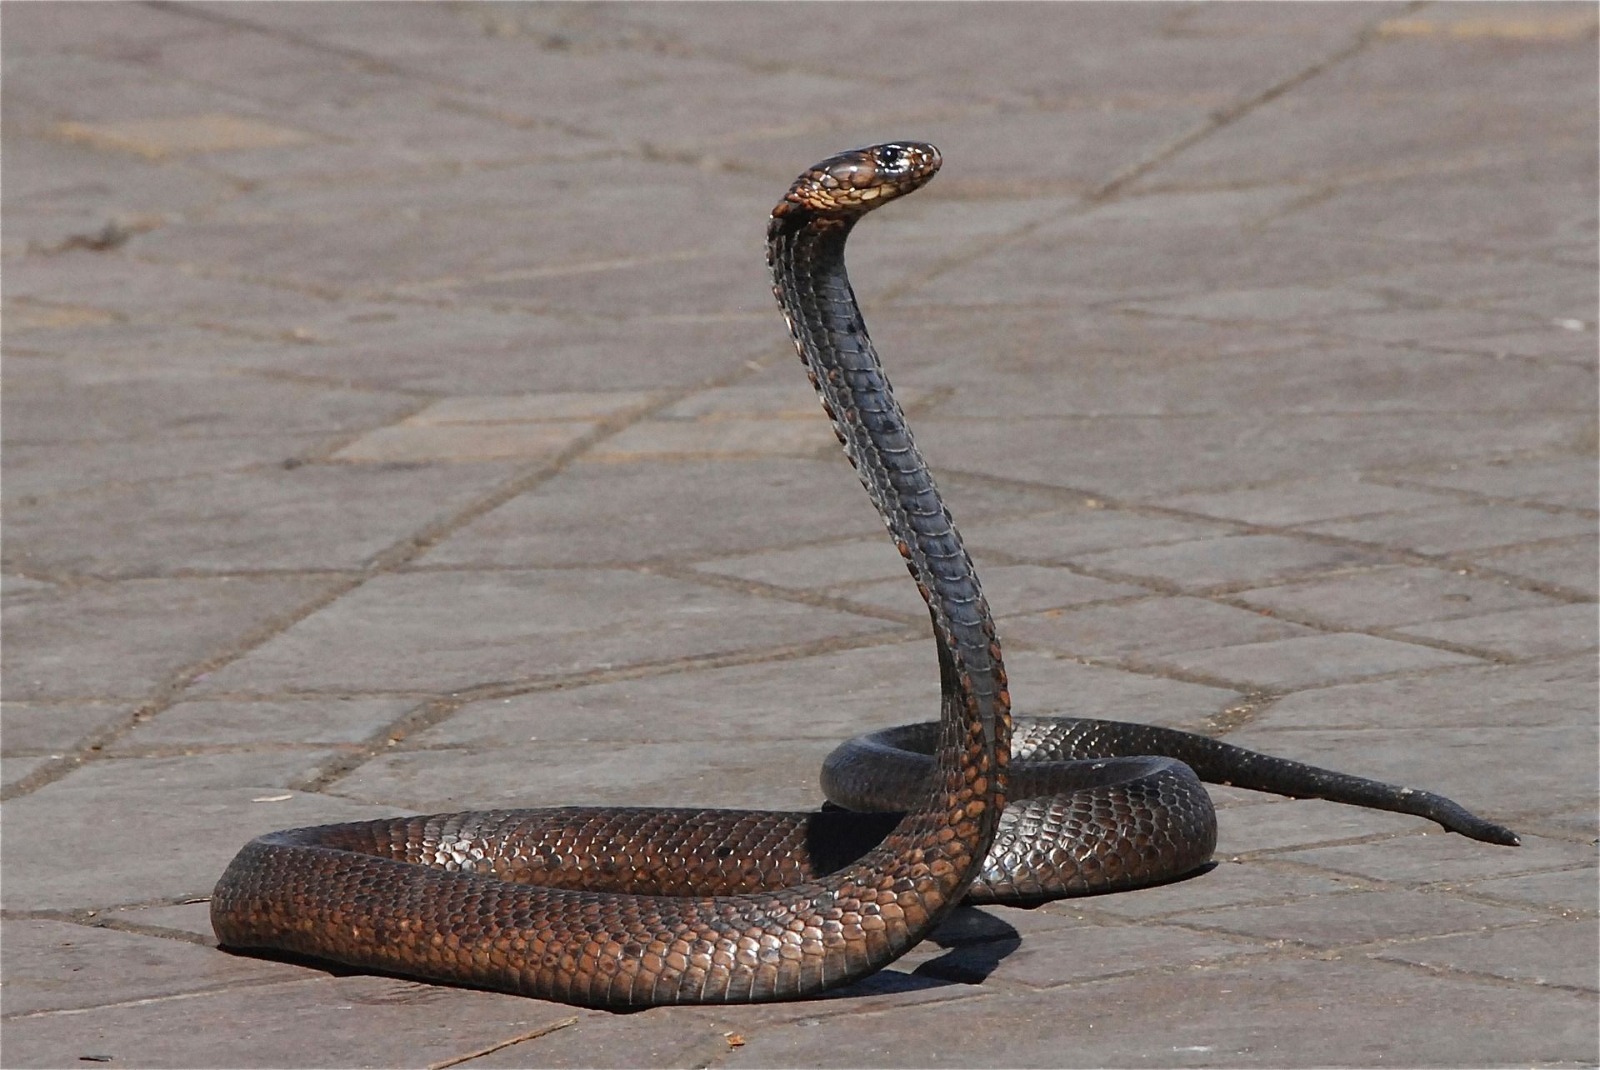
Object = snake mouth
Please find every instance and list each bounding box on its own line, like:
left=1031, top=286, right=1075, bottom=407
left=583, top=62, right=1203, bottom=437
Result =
left=775, top=141, right=942, bottom=218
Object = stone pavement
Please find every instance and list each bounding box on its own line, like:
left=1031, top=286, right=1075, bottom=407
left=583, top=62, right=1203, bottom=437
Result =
left=3, top=2, right=1597, bottom=1067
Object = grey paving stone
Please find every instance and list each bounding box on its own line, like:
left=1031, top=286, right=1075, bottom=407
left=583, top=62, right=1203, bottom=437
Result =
left=1469, top=535, right=1599, bottom=598
left=1, top=576, right=335, bottom=702
left=1303, top=502, right=1598, bottom=556
left=1284, top=832, right=1594, bottom=890
left=1465, top=866, right=1600, bottom=918
left=1397, top=456, right=1599, bottom=512
left=97, top=900, right=218, bottom=943
left=1, top=701, right=135, bottom=754
left=1257, top=654, right=1597, bottom=730
left=1342, top=255, right=1597, bottom=325
left=1162, top=477, right=1454, bottom=526
left=5, top=245, right=346, bottom=329
left=1125, top=284, right=1389, bottom=323
left=230, top=307, right=769, bottom=395
left=111, top=696, right=417, bottom=752
left=0, top=974, right=577, bottom=1070
left=1, top=756, right=55, bottom=792
left=935, top=344, right=1596, bottom=421
left=1001, top=595, right=1315, bottom=659
left=1069, top=534, right=1385, bottom=591
left=1, top=751, right=403, bottom=910
left=716, top=956, right=1598, bottom=1069
left=1394, top=602, right=1599, bottom=659
left=1282, top=152, right=1597, bottom=253
left=1375, top=919, right=1599, bottom=991
left=453, top=1005, right=756, bottom=1070
left=912, top=411, right=1592, bottom=498
left=866, top=305, right=1304, bottom=385
left=1151, top=632, right=1482, bottom=690
left=1, top=919, right=293, bottom=1016
left=420, top=458, right=882, bottom=568
left=2, top=433, right=340, bottom=504
left=1446, top=324, right=1600, bottom=364
left=3, top=133, right=235, bottom=251
left=442, top=249, right=771, bottom=321
left=333, top=419, right=598, bottom=465
left=1295, top=306, right=1553, bottom=347
left=1073, top=860, right=1368, bottom=922
left=3, top=50, right=251, bottom=128
left=908, top=219, right=1437, bottom=310
left=1, top=0, right=220, bottom=59
left=5, top=461, right=521, bottom=576
left=1232, top=565, right=1563, bottom=630
left=1175, top=883, right=1546, bottom=946
left=196, top=569, right=896, bottom=695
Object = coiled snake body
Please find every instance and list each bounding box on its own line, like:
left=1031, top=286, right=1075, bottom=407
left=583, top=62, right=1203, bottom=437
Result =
left=212, top=143, right=1517, bottom=1008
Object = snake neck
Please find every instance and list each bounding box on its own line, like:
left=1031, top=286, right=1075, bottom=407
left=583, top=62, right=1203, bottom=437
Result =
left=767, top=216, right=1011, bottom=817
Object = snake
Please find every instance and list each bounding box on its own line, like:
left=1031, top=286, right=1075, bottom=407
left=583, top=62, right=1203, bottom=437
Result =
left=211, top=142, right=1518, bottom=1009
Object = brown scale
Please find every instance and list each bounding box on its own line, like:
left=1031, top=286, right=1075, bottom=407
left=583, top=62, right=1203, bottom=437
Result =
left=212, top=142, right=1517, bottom=1010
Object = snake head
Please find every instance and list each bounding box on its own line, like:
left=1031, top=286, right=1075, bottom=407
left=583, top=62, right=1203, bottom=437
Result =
left=772, top=142, right=942, bottom=222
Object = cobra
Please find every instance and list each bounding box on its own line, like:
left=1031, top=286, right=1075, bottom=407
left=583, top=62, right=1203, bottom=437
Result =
left=212, top=142, right=1517, bottom=1009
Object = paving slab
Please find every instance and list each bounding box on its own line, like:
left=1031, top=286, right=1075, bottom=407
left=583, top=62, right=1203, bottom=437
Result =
left=4, top=460, right=523, bottom=576
left=1302, top=501, right=1598, bottom=555
left=1, top=700, right=138, bottom=755
left=1, top=751, right=404, bottom=911
left=0, top=974, right=579, bottom=1070
left=3, top=5, right=1594, bottom=1069
left=708, top=957, right=1599, bottom=1069
left=1, top=918, right=294, bottom=1016
left=196, top=568, right=898, bottom=695
left=1374, top=918, right=1599, bottom=991
left=1256, top=653, right=1597, bottom=730
left=1284, top=830, right=1596, bottom=890
left=1468, top=534, right=1600, bottom=598
left=914, top=410, right=1592, bottom=499
left=1170, top=886, right=1545, bottom=948
left=1, top=576, right=336, bottom=702
left=1001, top=595, right=1316, bottom=659
left=1231, top=564, right=1564, bottom=630
left=1396, top=456, right=1600, bottom=511
left=1148, top=631, right=1483, bottom=690
left=1393, top=601, right=1599, bottom=659
left=1162, top=476, right=1455, bottom=526
left=1464, top=865, right=1600, bottom=918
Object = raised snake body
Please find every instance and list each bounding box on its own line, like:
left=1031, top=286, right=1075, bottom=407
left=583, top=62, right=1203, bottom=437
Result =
left=212, top=143, right=1516, bottom=1008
